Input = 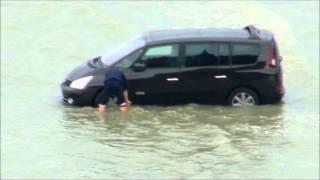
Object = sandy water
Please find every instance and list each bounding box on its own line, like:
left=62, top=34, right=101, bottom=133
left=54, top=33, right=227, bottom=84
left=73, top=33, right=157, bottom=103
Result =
left=1, top=1, right=319, bottom=179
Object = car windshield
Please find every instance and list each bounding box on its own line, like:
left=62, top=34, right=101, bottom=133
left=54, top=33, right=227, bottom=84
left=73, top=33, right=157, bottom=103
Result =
left=101, top=35, right=145, bottom=66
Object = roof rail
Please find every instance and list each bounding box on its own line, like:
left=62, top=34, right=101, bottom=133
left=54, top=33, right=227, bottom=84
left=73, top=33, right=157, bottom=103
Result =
left=243, top=25, right=260, bottom=39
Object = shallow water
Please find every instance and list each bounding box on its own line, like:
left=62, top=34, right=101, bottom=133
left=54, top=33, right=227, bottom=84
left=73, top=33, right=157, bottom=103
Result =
left=1, top=1, right=319, bottom=179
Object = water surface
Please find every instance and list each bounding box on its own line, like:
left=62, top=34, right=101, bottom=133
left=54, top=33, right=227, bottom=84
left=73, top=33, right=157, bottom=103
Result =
left=1, top=1, right=319, bottom=179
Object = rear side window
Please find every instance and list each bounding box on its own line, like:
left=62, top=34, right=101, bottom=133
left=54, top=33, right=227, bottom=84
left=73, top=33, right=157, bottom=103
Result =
left=185, top=44, right=219, bottom=67
left=219, top=44, right=230, bottom=65
left=231, top=44, right=260, bottom=65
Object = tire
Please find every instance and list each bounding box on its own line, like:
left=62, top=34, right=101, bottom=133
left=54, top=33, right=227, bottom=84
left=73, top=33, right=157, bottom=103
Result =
left=227, top=88, right=259, bottom=107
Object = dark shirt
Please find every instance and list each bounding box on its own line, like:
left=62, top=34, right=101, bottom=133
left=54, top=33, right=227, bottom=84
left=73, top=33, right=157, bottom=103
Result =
left=104, top=67, right=127, bottom=90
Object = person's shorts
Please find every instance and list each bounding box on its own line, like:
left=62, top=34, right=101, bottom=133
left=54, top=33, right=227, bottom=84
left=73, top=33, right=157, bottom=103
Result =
left=101, top=80, right=126, bottom=107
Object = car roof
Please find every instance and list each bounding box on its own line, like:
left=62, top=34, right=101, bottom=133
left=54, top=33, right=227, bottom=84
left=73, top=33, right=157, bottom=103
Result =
left=142, top=26, right=273, bottom=45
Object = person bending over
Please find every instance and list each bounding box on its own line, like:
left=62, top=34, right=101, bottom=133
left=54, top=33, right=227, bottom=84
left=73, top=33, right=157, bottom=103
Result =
left=98, top=67, right=131, bottom=112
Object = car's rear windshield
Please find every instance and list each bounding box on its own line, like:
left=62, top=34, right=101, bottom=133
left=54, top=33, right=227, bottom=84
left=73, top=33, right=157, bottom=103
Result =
left=101, top=35, right=145, bottom=66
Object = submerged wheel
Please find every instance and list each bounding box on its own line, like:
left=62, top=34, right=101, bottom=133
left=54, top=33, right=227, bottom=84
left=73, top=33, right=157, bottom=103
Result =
left=227, top=88, right=259, bottom=107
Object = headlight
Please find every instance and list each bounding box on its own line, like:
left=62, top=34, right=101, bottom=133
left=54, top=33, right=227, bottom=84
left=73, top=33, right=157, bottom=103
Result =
left=70, top=76, right=93, bottom=89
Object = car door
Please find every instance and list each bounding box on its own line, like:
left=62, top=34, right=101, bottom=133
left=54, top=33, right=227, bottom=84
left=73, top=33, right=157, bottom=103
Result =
left=227, top=43, right=264, bottom=93
left=179, top=43, right=231, bottom=103
left=115, top=44, right=182, bottom=104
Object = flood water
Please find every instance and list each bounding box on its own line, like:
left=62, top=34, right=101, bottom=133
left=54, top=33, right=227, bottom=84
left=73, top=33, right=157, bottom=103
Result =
left=1, top=1, right=319, bottom=179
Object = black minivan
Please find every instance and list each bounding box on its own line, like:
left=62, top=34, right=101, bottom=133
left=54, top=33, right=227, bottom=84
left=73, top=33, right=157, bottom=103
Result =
left=61, top=25, right=284, bottom=107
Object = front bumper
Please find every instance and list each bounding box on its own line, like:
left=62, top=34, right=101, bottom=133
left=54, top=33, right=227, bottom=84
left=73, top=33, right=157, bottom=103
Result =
left=61, top=80, right=100, bottom=106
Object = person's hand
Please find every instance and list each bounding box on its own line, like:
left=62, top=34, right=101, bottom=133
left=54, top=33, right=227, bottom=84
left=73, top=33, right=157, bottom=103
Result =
left=98, top=104, right=106, bottom=113
left=126, top=100, right=132, bottom=105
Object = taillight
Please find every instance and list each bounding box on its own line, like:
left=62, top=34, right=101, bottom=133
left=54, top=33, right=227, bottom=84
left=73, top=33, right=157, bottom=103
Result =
left=267, top=46, right=276, bottom=68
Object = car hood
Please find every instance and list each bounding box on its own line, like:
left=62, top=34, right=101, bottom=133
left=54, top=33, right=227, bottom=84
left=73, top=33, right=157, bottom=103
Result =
left=66, top=56, right=106, bottom=81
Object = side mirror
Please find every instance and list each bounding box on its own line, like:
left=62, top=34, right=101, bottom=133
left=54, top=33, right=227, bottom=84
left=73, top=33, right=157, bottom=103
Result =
left=132, top=62, right=146, bottom=72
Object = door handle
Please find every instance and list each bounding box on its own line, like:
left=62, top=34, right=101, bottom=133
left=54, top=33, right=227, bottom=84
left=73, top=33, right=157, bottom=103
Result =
left=214, top=75, right=227, bottom=79
left=166, top=78, right=179, bottom=81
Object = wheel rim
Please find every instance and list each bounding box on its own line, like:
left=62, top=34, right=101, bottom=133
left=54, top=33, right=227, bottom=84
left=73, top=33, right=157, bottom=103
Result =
left=231, top=92, right=255, bottom=107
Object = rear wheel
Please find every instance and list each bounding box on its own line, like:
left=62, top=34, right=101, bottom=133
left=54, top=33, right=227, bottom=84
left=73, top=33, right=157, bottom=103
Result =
left=227, top=88, right=259, bottom=107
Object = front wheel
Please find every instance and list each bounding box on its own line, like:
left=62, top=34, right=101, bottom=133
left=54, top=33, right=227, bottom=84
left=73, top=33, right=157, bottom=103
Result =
left=227, top=88, right=259, bottom=107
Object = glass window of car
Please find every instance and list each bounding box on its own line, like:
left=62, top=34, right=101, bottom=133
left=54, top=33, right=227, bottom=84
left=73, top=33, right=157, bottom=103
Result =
left=114, top=49, right=143, bottom=68
left=185, top=44, right=218, bottom=67
left=231, top=44, right=260, bottom=65
left=140, top=45, right=179, bottom=68
left=219, top=44, right=230, bottom=65
left=101, top=35, right=145, bottom=66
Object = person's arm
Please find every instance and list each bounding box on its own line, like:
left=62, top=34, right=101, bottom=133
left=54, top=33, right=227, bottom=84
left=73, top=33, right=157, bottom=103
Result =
left=98, top=84, right=108, bottom=112
left=121, top=74, right=131, bottom=105
left=123, top=89, right=131, bottom=105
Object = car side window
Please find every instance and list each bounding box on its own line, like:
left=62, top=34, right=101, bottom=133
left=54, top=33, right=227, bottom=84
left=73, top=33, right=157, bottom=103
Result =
left=232, top=44, right=260, bottom=65
left=114, top=49, right=143, bottom=68
left=219, top=44, right=230, bottom=65
left=140, top=45, right=179, bottom=68
left=185, top=44, right=218, bottom=67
